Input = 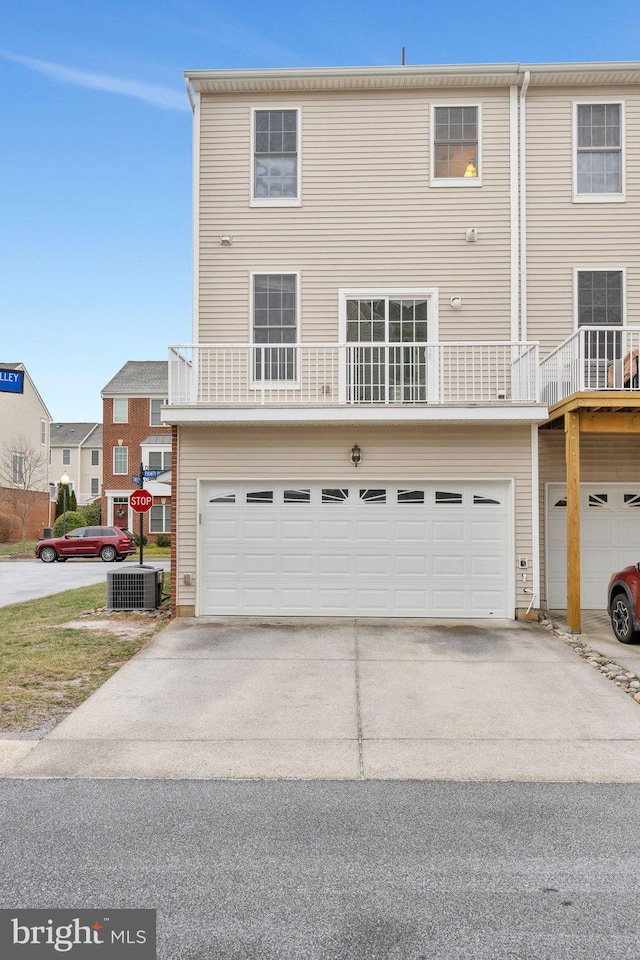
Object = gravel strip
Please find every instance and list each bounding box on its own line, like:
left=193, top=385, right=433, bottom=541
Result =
left=539, top=614, right=640, bottom=704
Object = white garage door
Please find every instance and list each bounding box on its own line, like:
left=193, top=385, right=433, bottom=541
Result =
left=199, top=481, right=513, bottom=618
left=547, top=483, right=640, bottom=609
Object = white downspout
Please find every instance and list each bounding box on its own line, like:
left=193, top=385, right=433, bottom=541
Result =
left=510, top=84, right=519, bottom=344
left=519, top=70, right=530, bottom=342
left=191, top=89, right=201, bottom=347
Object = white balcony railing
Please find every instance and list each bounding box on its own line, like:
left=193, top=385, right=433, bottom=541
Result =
left=168, top=342, right=540, bottom=406
left=540, top=327, right=640, bottom=406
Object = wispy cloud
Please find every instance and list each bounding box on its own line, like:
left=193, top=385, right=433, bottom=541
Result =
left=1, top=51, right=190, bottom=111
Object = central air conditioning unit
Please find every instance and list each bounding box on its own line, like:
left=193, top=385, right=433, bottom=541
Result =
left=106, top=565, right=164, bottom=611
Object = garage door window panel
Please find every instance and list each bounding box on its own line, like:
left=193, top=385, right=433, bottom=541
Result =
left=247, top=491, right=274, bottom=503
left=284, top=489, right=311, bottom=503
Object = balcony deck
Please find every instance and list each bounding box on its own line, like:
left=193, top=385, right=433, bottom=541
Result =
left=164, top=341, right=546, bottom=425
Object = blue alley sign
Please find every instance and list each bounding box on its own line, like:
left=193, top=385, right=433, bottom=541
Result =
left=0, top=368, right=24, bottom=393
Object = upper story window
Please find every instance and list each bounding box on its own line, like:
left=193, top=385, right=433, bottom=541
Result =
left=113, top=398, right=128, bottom=423
left=252, top=108, right=300, bottom=206
left=252, top=273, right=298, bottom=381
left=431, top=105, right=481, bottom=186
left=62, top=449, right=71, bottom=466
left=91, top=478, right=100, bottom=497
left=575, top=103, right=624, bottom=201
left=577, top=270, right=623, bottom=328
left=12, top=452, right=24, bottom=485
left=150, top=398, right=166, bottom=426
left=148, top=450, right=171, bottom=472
left=91, top=450, right=100, bottom=466
left=40, top=419, right=46, bottom=445
left=113, top=446, right=128, bottom=475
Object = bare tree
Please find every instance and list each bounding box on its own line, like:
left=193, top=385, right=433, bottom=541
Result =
left=0, top=436, right=49, bottom=552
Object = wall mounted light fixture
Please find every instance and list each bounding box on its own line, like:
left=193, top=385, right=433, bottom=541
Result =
left=351, top=444, right=362, bottom=467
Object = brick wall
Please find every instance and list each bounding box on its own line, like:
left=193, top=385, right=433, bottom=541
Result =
left=102, top=396, right=172, bottom=540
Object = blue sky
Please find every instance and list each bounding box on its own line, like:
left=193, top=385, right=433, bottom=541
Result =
left=2, top=0, right=640, bottom=422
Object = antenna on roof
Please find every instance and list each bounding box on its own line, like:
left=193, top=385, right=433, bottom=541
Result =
left=401, top=46, right=406, bottom=66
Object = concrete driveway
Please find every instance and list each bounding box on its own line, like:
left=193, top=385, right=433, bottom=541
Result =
left=8, top=617, right=640, bottom=781
left=0, top=559, right=170, bottom=607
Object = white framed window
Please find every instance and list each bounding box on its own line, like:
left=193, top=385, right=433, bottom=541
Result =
left=113, top=398, right=128, bottom=423
left=573, top=101, right=624, bottom=202
left=62, top=448, right=71, bottom=465
left=576, top=269, right=624, bottom=329
left=149, top=504, right=171, bottom=533
left=91, top=450, right=100, bottom=466
left=431, top=104, right=482, bottom=186
left=148, top=450, right=171, bottom=472
left=339, top=287, right=438, bottom=403
left=40, top=419, right=46, bottom=445
left=150, top=398, right=166, bottom=426
left=251, top=107, right=300, bottom=207
left=113, top=446, right=128, bottom=475
left=91, top=478, right=100, bottom=497
left=12, top=452, right=24, bottom=485
left=251, top=273, right=299, bottom=382
left=576, top=269, right=625, bottom=389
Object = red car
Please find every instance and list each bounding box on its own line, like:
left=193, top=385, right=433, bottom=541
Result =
left=35, top=526, right=136, bottom=563
left=608, top=563, right=640, bottom=643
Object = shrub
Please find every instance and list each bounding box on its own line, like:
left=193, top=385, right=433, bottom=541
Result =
left=79, top=501, right=101, bottom=526
left=0, top=513, right=19, bottom=543
left=52, top=511, right=85, bottom=537
left=133, top=532, right=148, bottom=548
left=155, top=534, right=171, bottom=548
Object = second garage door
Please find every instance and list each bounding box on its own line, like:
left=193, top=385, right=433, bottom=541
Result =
left=199, top=480, right=513, bottom=618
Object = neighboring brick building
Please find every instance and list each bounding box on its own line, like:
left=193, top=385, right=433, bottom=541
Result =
left=100, top=362, right=171, bottom=541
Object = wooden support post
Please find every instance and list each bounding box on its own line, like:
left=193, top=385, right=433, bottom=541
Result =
left=565, top=411, right=581, bottom=633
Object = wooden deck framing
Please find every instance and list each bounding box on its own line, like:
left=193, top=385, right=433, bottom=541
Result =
left=543, top=392, right=640, bottom=632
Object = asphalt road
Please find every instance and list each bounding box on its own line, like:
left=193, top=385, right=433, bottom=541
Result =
left=1, top=779, right=638, bottom=959
left=0, top=559, right=170, bottom=607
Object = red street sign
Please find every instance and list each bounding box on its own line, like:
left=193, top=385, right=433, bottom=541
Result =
left=129, top=489, right=153, bottom=513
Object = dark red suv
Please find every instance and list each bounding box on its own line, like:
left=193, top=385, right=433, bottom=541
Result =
left=608, top=564, right=640, bottom=643
left=35, top=527, right=136, bottom=563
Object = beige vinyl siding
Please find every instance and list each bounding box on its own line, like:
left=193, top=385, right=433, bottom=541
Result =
left=198, top=90, right=514, bottom=346
left=538, top=430, right=640, bottom=606
left=0, top=370, right=51, bottom=492
left=175, top=423, right=533, bottom=612
left=526, top=86, right=640, bottom=356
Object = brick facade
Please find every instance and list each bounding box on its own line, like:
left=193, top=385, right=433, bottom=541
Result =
left=101, top=396, right=172, bottom=541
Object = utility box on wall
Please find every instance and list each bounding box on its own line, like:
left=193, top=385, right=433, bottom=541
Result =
left=106, top=565, right=164, bottom=611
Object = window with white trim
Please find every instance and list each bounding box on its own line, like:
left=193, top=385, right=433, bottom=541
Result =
left=577, top=270, right=624, bottom=389
left=432, top=105, right=480, bottom=184
left=91, top=478, right=100, bottom=497
left=91, top=450, right=100, bottom=466
left=40, top=419, right=46, bottom=445
left=575, top=103, right=623, bottom=198
left=150, top=398, right=166, bottom=426
left=113, top=446, right=128, bottom=475
left=148, top=450, right=171, bottom=472
left=345, top=295, right=430, bottom=402
left=149, top=504, right=171, bottom=533
left=252, top=109, right=299, bottom=204
left=253, top=274, right=297, bottom=381
left=62, top=448, right=71, bottom=466
left=113, top=398, right=128, bottom=423
left=12, top=452, right=24, bottom=485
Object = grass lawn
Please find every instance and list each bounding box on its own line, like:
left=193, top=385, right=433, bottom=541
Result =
left=0, top=583, right=170, bottom=733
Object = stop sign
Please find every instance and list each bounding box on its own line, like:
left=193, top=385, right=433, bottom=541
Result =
left=129, top=489, right=153, bottom=513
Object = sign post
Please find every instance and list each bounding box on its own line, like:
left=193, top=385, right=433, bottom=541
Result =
left=129, top=468, right=153, bottom=566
